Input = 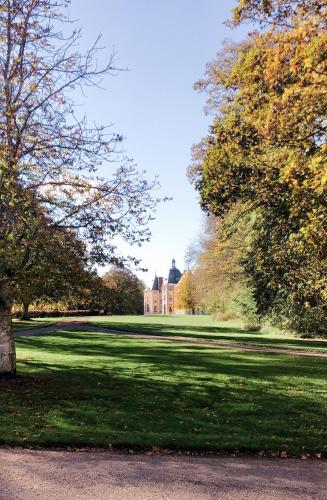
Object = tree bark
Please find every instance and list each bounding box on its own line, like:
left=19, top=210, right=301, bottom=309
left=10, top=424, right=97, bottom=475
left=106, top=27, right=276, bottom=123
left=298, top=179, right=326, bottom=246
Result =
left=0, top=278, right=16, bottom=377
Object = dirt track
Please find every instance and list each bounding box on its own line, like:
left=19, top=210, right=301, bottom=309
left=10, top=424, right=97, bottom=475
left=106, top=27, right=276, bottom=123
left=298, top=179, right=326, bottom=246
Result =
left=1, top=449, right=326, bottom=500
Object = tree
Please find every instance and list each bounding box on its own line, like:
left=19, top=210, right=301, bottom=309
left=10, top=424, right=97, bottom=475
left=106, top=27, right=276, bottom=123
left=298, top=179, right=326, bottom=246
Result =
left=13, top=227, right=91, bottom=319
left=101, top=267, right=144, bottom=315
left=65, top=272, right=105, bottom=313
left=186, top=209, right=260, bottom=326
left=0, top=0, right=158, bottom=376
left=190, top=1, right=327, bottom=335
left=232, top=0, right=327, bottom=27
left=175, top=271, right=199, bottom=314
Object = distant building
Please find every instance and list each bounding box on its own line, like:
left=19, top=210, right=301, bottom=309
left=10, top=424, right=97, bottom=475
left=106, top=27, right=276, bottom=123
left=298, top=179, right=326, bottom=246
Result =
left=144, top=258, right=183, bottom=315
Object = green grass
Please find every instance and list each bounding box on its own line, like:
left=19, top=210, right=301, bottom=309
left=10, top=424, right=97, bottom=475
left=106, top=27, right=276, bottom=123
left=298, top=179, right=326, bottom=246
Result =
left=89, top=315, right=327, bottom=352
left=1, top=328, right=326, bottom=455
left=12, top=319, right=54, bottom=331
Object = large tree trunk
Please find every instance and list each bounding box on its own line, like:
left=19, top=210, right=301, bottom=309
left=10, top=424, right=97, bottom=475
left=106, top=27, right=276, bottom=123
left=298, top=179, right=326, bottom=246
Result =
left=20, top=302, right=31, bottom=321
left=0, top=278, right=16, bottom=377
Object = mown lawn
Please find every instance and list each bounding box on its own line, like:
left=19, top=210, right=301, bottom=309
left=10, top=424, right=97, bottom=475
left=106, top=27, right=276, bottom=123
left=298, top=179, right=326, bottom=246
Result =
left=12, top=319, right=53, bottom=331
left=1, top=328, right=326, bottom=455
left=90, top=315, right=327, bottom=352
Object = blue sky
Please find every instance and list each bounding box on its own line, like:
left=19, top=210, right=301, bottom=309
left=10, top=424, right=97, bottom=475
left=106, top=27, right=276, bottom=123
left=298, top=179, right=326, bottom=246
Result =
left=68, top=1, right=249, bottom=286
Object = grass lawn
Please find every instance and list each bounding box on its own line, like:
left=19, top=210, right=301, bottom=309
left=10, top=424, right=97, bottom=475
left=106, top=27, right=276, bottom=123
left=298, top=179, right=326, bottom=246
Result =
left=89, top=315, right=327, bottom=352
left=12, top=319, right=54, bottom=331
left=1, top=327, right=326, bottom=455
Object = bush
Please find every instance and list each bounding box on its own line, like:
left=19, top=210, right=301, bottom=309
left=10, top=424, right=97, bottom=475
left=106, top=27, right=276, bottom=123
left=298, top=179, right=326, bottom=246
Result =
left=212, top=311, right=235, bottom=321
left=242, top=322, right=262, bottom=332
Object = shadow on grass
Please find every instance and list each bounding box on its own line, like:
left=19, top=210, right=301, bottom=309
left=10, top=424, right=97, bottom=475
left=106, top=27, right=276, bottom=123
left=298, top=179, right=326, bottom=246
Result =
left=1, top=331, right=325, bottom=453
left=12, top=320, right=53, bottom=331
left=92, top=321, right=327, bottom=351
left=15, top=331, right=326, bottom=370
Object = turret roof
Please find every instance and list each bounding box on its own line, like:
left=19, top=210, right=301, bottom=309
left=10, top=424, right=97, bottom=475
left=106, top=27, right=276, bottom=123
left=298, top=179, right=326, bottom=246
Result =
left=168, top=258, right=182, bottom=284
left=151, top=274, right=159, bottom=290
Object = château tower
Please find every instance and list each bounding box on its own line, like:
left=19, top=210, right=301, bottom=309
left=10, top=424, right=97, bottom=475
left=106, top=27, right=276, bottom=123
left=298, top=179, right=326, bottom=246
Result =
left=144, top=258, right=182, bottom=315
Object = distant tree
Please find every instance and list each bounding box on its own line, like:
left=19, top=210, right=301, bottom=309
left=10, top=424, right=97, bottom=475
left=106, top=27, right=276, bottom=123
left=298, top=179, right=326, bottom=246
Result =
left=101, top=268, right=144, bottom=315
left=175, top=271, right=199, bottom=314
left=0, top=0, right=158, bottom=376
left=64, top=272, right=105, bottom=313
left=13, top=228, right=90, bottom=320
left=188, top=208, right=261, bottom=326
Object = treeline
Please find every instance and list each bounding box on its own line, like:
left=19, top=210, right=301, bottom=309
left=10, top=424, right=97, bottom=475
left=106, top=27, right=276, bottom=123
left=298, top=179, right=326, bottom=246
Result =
left=13, top=242, right=145, bottom=319
left=187, top=0, right=327, bottom=337
left=176, top=213, right=266, bottom=330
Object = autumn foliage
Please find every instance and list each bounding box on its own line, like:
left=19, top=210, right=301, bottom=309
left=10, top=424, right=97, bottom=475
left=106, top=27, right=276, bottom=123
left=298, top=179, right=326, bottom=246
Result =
left=190, top=0, right=327, bottom=335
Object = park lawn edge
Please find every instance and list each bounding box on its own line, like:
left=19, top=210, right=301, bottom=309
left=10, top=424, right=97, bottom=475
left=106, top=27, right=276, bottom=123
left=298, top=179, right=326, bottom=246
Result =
left=89, top=322, right=327, bottom=353
left=0, top=442, right=324, bottom=460
left=20, top=315, right=327, bottom=352
left=13, top=320, right=327, bottom=354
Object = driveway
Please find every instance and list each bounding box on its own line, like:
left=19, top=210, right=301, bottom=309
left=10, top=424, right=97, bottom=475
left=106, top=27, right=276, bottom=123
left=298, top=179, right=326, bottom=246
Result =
left=0, top=449, right=326, bottom=499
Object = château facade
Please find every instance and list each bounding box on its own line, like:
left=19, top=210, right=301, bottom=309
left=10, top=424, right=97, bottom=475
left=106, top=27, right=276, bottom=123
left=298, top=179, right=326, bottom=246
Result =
left=144, top=259, right=183, bottom=315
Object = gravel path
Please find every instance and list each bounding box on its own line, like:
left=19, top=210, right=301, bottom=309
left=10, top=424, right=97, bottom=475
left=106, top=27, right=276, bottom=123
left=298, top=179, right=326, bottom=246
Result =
left=14, top=321, right=327, bottom=358
left=0, top=449, right=326, bottom=500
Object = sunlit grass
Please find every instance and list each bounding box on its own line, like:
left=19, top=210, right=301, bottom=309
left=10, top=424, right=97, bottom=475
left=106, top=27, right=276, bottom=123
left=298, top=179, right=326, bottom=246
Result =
left=1, top=329, right=326, bottom=454
left=89, top=315, right=327, bottom=352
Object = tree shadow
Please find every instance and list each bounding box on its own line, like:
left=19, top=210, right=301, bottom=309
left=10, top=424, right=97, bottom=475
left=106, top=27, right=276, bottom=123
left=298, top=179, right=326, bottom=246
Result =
left=16, top=331, right=327, bottom=375
left=92, top=320, right=327, bottom=351
left=3, top=331, right=325, bottom=453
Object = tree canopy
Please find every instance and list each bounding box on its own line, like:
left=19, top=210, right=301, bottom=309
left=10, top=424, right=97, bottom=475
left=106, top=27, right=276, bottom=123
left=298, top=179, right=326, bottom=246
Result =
left=190, top=0, right=327, bottom=335
left=174, top=271, right=199, bottom=314
left=0, top=0, right=158, bottom=375
left=101, top=268, right=144, bottom=315
left=13, top=227, right=91, bottom=319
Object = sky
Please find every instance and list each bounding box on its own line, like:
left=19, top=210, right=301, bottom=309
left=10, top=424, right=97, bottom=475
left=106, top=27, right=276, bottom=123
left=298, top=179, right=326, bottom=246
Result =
left=67, top=0, right=249, bottom=287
